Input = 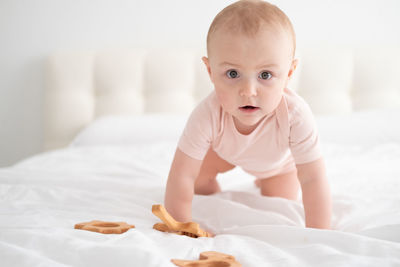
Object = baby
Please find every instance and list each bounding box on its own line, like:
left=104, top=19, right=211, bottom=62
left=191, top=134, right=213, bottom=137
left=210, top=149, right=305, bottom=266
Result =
left=164, top=0, right=331, bottom=230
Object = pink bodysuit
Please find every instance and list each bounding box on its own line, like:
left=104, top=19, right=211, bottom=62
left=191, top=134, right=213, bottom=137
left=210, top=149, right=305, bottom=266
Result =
left=177, top=88, right=322, bottom=178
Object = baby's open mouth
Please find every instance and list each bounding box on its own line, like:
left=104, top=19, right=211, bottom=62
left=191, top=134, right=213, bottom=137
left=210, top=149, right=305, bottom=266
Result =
left=240, top=105, right=258, bottom=110
left=239, top=105, right=260, bottom=112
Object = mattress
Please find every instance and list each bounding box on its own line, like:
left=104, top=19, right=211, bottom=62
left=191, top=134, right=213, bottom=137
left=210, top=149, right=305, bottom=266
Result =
left=1, top=109, right=400, bottom=266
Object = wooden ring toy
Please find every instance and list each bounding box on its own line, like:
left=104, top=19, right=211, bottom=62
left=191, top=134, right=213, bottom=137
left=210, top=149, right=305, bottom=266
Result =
left=75, top=220, right=135, bottom=234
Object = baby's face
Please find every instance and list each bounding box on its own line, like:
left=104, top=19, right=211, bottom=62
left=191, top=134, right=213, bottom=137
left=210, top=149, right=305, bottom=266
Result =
left=203, top=27, right=297, bottom=133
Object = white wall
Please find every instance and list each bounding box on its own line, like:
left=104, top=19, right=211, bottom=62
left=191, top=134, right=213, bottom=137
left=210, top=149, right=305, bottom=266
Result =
left=0, top=0, right=399, bottom=167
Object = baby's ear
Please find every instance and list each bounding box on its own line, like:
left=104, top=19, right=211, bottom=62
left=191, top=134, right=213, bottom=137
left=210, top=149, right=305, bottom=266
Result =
left=202, top=56, right=212, bottom=78
left=288, top=58, right=299, bottom=79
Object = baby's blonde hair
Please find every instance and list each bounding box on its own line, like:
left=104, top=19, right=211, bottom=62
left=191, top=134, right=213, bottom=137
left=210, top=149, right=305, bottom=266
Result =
left=206, top=0, right=296, bottom=57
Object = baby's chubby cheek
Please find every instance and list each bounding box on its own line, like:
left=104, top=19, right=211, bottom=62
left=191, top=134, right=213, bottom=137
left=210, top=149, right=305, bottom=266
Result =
left=214, top=89, right=236, bottom=111
left=261, top=91, right=284, bottom=112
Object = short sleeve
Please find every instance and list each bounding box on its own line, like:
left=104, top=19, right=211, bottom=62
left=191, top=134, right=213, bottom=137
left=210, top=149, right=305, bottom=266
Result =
left=289, top=100, right=322, bottom=164
left=177, top=95, right=216, bottom=160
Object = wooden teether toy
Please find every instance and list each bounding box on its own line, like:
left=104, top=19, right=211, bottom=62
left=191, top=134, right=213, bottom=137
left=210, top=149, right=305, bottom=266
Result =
left=74, top=220, right=135, bottom=234
left=152, top=204, right=212, bottom=238
left=171, top=251, right=242, bottom=267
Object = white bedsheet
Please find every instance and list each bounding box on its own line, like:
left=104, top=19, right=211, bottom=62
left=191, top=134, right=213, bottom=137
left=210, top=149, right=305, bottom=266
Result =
left=1, top=110, right=400, bottom=266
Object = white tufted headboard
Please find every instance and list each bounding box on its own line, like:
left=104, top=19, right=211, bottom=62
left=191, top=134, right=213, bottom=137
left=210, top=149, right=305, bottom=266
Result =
left=44, top=45, right=400, bottom=150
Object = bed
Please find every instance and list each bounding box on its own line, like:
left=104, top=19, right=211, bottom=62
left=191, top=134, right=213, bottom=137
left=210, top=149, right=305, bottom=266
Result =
left=1, top=46, right=400, bottom=266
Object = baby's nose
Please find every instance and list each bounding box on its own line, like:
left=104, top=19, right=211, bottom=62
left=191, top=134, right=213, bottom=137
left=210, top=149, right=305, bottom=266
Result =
left=239, top=79, right=258, bottom=97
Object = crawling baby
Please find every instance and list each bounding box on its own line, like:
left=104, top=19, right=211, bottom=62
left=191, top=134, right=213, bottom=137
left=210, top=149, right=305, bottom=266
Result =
left=164, top=0, right=331, bottom=230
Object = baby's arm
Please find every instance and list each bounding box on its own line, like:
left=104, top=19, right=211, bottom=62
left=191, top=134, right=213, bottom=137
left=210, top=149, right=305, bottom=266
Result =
left=164, top=148, right=202, bottom=222
left=296, top=157, right=331, bottom=229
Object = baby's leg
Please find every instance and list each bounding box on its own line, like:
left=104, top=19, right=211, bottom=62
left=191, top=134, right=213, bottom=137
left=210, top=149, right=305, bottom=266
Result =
left=257, top=170, right=300, bottom=200
left=194, top=148, right=235, bottom=195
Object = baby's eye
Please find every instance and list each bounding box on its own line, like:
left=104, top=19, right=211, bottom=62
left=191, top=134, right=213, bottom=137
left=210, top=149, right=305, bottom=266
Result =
left=226, top=70, right=239, bottom=79
left=259, top=71, right=272, bottom=80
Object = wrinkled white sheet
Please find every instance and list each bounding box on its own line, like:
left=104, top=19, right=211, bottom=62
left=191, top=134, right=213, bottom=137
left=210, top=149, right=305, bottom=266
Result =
left=1, top=111, right=400, bottom=266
